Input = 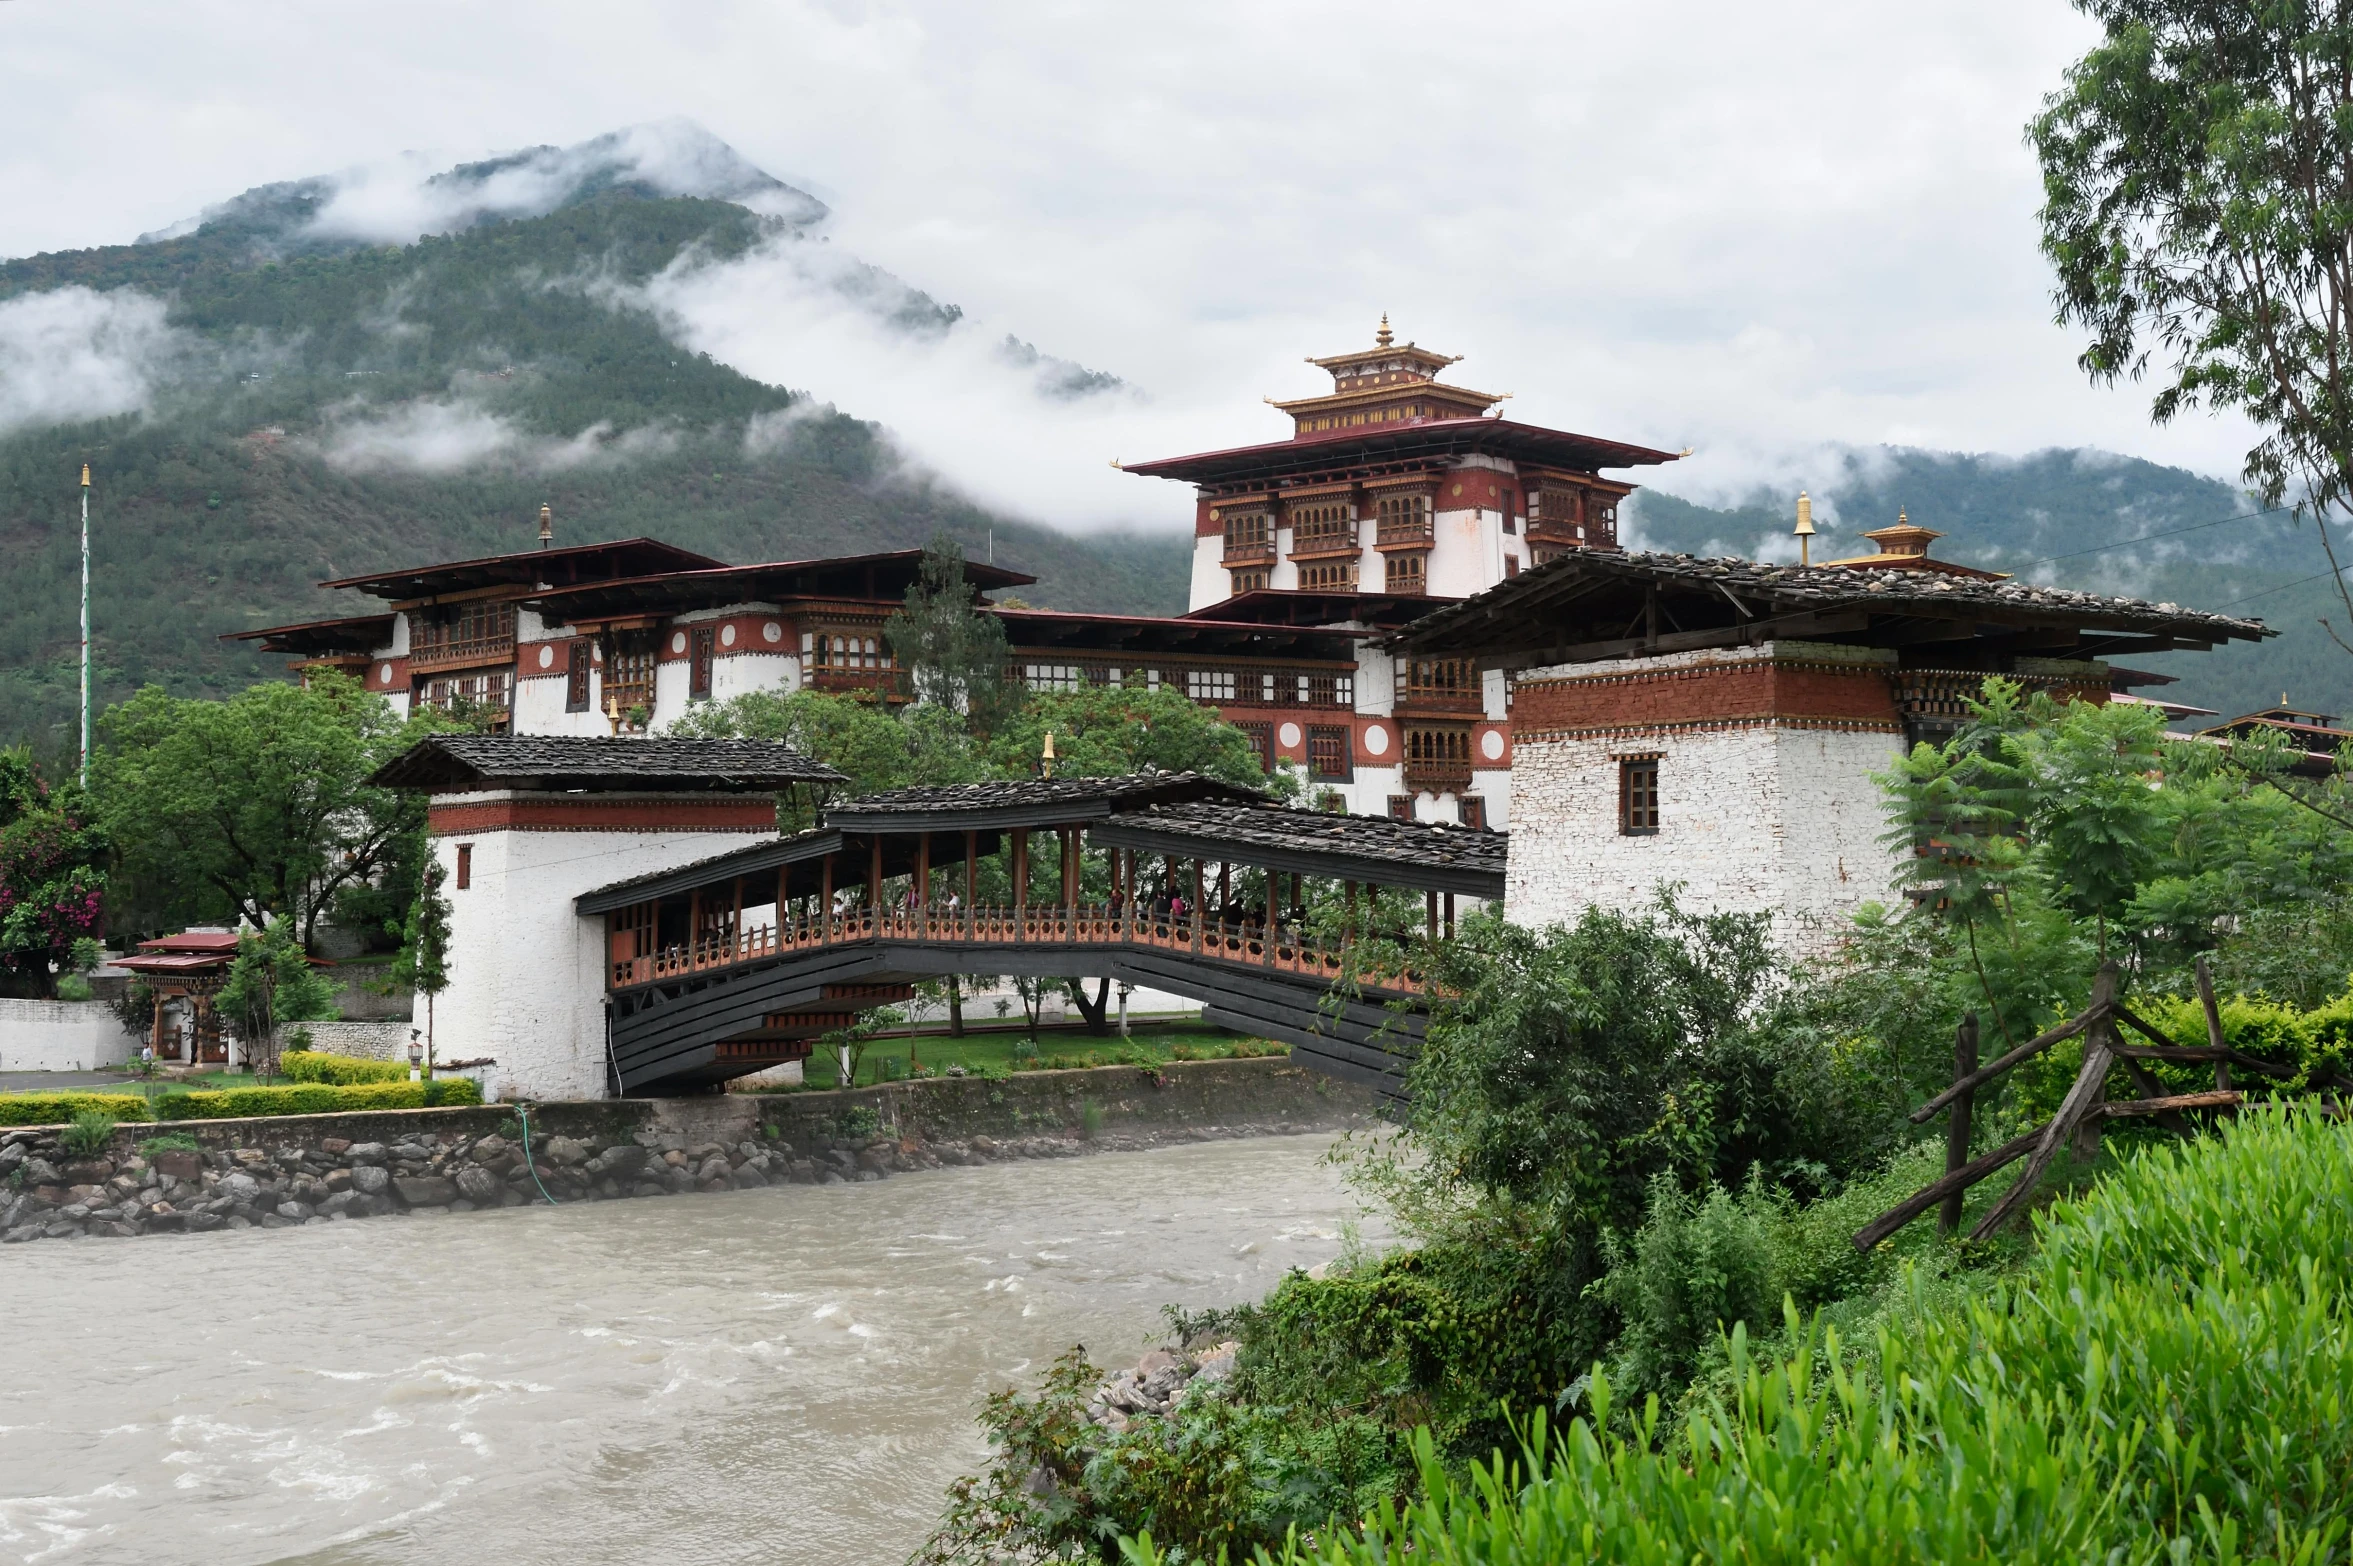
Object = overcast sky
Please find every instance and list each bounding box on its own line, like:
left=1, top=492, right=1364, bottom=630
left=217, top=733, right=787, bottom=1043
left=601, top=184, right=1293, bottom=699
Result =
left=0, top=0, right=2264, bottom=532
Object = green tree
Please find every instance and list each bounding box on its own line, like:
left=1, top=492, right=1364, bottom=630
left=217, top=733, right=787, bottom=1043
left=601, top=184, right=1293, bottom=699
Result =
left=217, top=918, right=338, bottom=1076
left=0, top=748, right=109, bottom=999
left=390, top=853, right=451, bottom=1075
left=93, top=672, right=450, bottom=951
left=886, top=533, right=1014, bottom=731
left=983, top=682, right=1268, bottom=791
left=666, top=688, right=986, bottom=821
left=2032, top=2, right=2353, bottom=647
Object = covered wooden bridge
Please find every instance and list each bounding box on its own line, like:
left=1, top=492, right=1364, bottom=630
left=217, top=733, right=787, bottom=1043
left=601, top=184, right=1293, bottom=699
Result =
left=577, top=773, right=1504, bottom=1096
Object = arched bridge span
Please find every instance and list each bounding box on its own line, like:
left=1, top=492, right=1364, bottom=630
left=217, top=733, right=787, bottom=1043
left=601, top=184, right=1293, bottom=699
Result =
left=576, top=774, right=1505, bottom=1097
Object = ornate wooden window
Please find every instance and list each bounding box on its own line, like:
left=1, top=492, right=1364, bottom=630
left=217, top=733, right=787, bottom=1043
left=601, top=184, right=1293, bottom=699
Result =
left=689, top=627, right=716, bottom=699
left=1222, top=511, right=1273, bottom=563
left=1406, top=726, right=1471, bottom=766
left=603, top=633, right=656, bottom=718
left=1505, top=556, right=1522, bottom=578
left=1304, top=671, right=1354, bottom=707
left=810, top=632, right=889, bottom=670
left=1375, top=493, right=1432, bottom=547
left=1458, top=795, right=1486, bottom=830
left=1229, top=568, right=1270, bottom=594
left=1185, top=669, right=1239, bottom=701
left=1620, top=756, right=1661, bottom=835
left=1020, top=662, right=1086, bottom=692
left=421, top=669, right=513, bottom=726
left=1308, top=725, right=1351, bottom=780
left=1238, top=721, right=1273, bottom=772
left=1388, top=795, right=1413, bottom=821
left=1298, top=559, right=1357, bottom=592
left=1288, top=499, right=1358, bottom=558
left=1401, top=658, right=1479, bottom=707
left=1385, top=553, right=1427, bottom=594
left=455, top=844, right=473, bottom=890
left=565, top=640, right=591, bottom=712
left=409, top=600, right=516, bottom=666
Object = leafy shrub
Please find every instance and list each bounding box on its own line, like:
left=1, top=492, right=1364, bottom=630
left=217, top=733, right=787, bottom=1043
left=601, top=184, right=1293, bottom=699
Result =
left=54, top=974, right=93, bottom=1002
left=58, top=1109, right=115, bottom=1157
left=1213, top=1106, right=2353, bottom=1566
left=149, top=1078, right=481, bottom=1120
left=837, top=1104, right=881, bottom=1139
left=0, top=1092, right=147, bottom=1127
left=279, top=1050, right=409, bottom=1086
left=138, top=1132, right=201, bottom=1155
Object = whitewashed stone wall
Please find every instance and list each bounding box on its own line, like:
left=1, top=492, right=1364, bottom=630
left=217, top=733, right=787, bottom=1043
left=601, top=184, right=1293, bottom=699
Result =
left=1504, top=723, right=1902, bottom=950
left=428, top=797, right=777, bottom=1101
left=0, top=1000, right=131, bottom=1072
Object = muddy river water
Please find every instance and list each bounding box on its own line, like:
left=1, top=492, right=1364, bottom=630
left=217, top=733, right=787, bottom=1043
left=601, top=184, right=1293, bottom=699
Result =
left=0, top=1135, right=1375, bottom=1566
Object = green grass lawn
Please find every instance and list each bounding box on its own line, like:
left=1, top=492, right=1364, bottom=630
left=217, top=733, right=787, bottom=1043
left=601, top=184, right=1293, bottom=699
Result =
left=787, top=1026, right=1285, bottom=1090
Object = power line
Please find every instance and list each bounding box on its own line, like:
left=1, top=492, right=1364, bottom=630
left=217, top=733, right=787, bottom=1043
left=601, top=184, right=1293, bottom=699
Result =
left=2018, top=502, right=2298, bottom=569
left=2211, top=562, right=2353, bottom=609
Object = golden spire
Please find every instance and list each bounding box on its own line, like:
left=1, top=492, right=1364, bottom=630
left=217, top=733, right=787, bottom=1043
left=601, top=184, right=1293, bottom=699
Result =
left=1375, top=313, right=1393, bottom=349
left=80, top=463, right=91, bottom=488
left=1793, top=491, right=1816, bottom=566
left=537, top=503, right=554, bottom=549
left=1041, top=730, right=1056, bottom=779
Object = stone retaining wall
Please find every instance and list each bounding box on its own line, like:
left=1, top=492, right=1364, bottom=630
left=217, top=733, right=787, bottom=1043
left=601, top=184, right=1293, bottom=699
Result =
left=0, top=1057, right=1378, bottom=1245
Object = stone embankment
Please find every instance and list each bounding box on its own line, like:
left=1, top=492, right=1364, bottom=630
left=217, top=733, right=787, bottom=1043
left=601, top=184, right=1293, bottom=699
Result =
left=1086, top=1341, right=1242, bottom=1433
left=0, top=1057, right=1376, bottom=1246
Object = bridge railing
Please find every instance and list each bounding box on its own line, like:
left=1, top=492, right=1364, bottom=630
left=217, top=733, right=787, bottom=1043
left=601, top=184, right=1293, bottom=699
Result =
left=608, top=902, right=1426, bottom=996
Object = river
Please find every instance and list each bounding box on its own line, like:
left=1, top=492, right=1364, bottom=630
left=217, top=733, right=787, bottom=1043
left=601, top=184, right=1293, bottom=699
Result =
left=0, top=1134, right=1378, bottom=1566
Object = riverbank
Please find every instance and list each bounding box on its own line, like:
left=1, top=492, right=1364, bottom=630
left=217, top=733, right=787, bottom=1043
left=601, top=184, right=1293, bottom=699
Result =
left=0, top=1057, right=1378, bottom=1244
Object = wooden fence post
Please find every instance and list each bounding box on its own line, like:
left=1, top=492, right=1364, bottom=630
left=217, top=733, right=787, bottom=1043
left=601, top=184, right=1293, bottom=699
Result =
left=1940, top=1012, right=1978, bottom=1236
left=2196, top=955, right=2230, bottom=1093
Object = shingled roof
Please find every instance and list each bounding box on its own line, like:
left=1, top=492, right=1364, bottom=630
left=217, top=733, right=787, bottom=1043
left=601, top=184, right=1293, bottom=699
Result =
left=825, top=771, right=1266, bottom=830
left=1386, top=549, right=2275, bottom=670
left=370, top=736, right=847, bottom=793
left=1091, top=801, right=1507, bottom=898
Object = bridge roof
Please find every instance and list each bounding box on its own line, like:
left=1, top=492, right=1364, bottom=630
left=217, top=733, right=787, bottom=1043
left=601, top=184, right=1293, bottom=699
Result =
left=1091, top=802, right=1507, bottom=898
left=824, top=771, right=1266, bottom=831
left=575, top=828, right=850, bottom=914
left=372, top=735, right=848, bottom=793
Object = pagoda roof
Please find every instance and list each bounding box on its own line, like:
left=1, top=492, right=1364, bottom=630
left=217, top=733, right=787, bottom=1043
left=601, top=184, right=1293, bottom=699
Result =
left=826, top=771, right=1265, bottom=831
left=1385, top=549, right=2274, bottom=670
left=1122, top=417, right=1682, bottom=489
left=370, top=735, right=847, bottom=794
left=320, top=537, right=725, bottom=601
left=1090, top=801, right=1506, bottom=899
left=224, top=612, right=396, bottom=656
left=995, top=606, right=1355, bottom=659
left=526, top=549, right=1035, bottom=625
left=1178, top=589, right=1455, bottom=631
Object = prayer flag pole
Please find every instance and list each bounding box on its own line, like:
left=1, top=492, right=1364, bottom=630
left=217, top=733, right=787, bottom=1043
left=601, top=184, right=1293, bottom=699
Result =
left=79, top=463, right=91, bottom=785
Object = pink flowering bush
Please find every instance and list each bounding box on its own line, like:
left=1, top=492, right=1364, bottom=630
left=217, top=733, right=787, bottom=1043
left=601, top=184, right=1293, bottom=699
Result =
left=0, top=749, right=110, bottom=998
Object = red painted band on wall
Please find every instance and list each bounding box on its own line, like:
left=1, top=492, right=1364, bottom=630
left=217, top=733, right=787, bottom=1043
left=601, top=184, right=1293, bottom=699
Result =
left=426, top=797, right=779, bottom=835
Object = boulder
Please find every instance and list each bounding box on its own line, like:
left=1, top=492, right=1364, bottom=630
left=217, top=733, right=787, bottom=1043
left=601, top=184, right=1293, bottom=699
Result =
left=543, top=1136, right=591, bottom=1167
left=220, top=1172, right=261, bottom=1203
left=349, top=1164, right=390, bottom=1196
left=60, top=1160, right=113, bottom=1185
left=694, top=1154, right=730, bottom=1185
left=470, top=1135, right=510, bottom=1165
left=276, top=1200, right=313, bottom=1223
left=319, top=1191, right=361, bottom=1216
left=347, top=1142, right=389, bottom=1166
left=969, top=1136, right=998, bottom=1157
left=393, top=1175, right=458, bottom=1207
left=730, top=1164, right=766, bottom=1189
left=453, top=1166, right=503, bottom=1204
left=151, top=1151, right=204, bottom=1181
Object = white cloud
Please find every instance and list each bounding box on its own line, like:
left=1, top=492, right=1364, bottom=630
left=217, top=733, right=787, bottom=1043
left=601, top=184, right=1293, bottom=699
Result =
left=0, top=0, right=2276, bottom=531
left=0, top=287, right=183, bottom=434
left=317, top=398, right=677, bottom=474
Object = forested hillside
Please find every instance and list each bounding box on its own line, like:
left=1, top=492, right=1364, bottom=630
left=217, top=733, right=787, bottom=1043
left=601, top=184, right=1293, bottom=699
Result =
left=1630, top=449, right=2349, bottom=724
left=0, top=192, right=1183, bottom=756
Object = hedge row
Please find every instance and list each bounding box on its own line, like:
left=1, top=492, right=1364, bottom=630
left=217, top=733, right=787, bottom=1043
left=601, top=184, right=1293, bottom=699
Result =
left=0, top=1078, right=482, bottom=1128
left=280, top=1050, right=413, bottom=1086
left=1221, top=1105, right=2353, bottom=1566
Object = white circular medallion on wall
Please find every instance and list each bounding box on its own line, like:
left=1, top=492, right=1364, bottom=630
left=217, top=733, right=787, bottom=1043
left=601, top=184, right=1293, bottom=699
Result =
left=671, top=630, right=687, bottom=653
left=1481, top=729, right=1505, bottom=761
left=538, top=644, right=555, bottom=669
left=763, top=620, right=782, bottom=643
left=380, top=663, right=395, bottom=686
left=720, top=623, right=737, bottom=647
left=1279, top=721, right=1303, bottom=748
left=1363, top=723, right=1390, bottom=757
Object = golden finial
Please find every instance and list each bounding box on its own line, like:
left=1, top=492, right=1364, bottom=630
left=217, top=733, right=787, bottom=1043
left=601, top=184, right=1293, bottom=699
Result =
left=1793, top=491, right=1816, bottom=566
left=79, top=463, right=91, bottom=488
left=604, top=690, right=622, bottom=735
left=1375, top=313, right=1393, bottom=349
left=1041, top=730, right=1056, bottom=779
left=537, top=503, right=554, bottom=549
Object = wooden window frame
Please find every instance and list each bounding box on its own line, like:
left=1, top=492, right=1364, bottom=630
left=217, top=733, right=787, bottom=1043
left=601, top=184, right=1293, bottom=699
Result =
left=1387, top=795, right=1414, bottom=821
left=1619, top=755, right=1661, bottom=836
left=565, top=639, right=591, bottom=712
left=1307, top=724, right=1352, bottom=781
left=1458, top=795, right=1486, bottom=830
left=455, top=844, right=473, bottom=890
left=689, top=626, right=716, bottom=699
